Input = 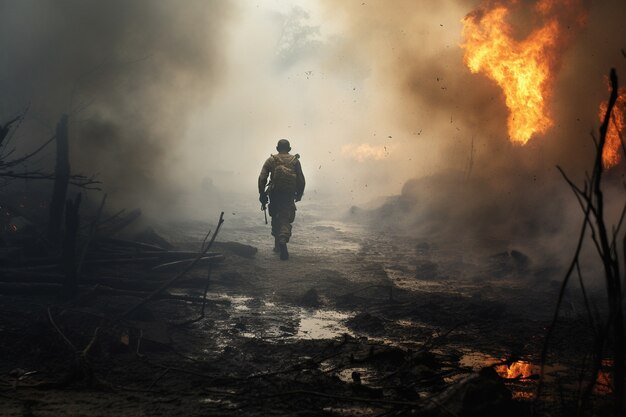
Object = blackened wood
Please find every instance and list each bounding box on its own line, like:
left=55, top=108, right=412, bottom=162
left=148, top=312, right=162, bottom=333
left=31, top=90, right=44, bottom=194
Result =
left=47, top=115, right=71, bottom=243
left=62, top=193, right=81, bottom=299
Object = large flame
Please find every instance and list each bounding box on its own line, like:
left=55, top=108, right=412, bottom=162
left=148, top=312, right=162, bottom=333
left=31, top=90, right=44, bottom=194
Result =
left=461, top=0, right=586, bottom=144
left=599, top=88, right=626, bottom=168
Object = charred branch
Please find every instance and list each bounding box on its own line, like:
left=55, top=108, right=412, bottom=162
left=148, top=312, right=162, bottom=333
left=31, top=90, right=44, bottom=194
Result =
left=62, top=193, right=81, bottom=299
left=540, top=69, right=625, bottom=417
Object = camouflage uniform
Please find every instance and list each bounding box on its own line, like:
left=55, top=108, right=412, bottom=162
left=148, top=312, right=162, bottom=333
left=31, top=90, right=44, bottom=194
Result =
left=258, top=152, right=305, bottom=245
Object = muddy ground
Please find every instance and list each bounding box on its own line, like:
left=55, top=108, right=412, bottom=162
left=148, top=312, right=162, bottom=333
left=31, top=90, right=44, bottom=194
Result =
left=0, top=198, right=612, bottom=416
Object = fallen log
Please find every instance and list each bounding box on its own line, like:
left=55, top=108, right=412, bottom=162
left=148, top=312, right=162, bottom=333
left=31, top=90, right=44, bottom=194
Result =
left=150, top=255, right=225, bottom=271
left=0, top=257, right=163, bottom=272
left=0, top=282, right=224, bottom=304
left=0, top=272, right=221, bottom=291
left=92, top=236, right=167, bottom=252
left=1, top=253, right=225, bottom=274
left=0, top=250, right=222, bottom=268
left=97, top=208, right=141, bottom=237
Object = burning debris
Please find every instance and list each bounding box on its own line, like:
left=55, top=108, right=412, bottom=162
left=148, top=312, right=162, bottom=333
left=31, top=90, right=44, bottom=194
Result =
left=461, top=0, right=587, bottom=145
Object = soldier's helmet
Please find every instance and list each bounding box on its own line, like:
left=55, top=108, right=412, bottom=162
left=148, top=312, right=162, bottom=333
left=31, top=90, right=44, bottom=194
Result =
left=276, top=139, right=291, bottom=152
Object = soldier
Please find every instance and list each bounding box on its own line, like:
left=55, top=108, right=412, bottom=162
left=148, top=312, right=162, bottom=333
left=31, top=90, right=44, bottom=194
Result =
left=258, top=139, right=305, bottom=260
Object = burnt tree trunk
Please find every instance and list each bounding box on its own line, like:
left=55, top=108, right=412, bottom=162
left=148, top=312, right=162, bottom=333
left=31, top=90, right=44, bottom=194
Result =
left=48, top=115, right=70, bottom=244
left=62, top=193, right=81, bottom=299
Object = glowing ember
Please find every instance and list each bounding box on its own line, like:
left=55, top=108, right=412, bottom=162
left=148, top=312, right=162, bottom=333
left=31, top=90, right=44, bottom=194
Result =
left=594, top=370, right=612, bottom=395
left=599, top=88, right=626, bottom=168
left=495, top=361, right=535, bottom=379
left=594, top=359, right=614, bottom=396
left=461, top=0, right=586, bottom=144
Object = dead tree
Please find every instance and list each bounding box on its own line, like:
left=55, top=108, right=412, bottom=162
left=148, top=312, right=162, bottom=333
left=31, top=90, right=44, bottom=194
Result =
left=48, top=115, right=71, bottom=244
left=63, top=193, right=81, bottom=299
left=540, top=68, right=625, bottom=417
left=0, top=112, right=99, bottom=193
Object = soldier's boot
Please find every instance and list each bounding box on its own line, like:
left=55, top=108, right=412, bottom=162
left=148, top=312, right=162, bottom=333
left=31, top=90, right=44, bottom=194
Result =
left=279, top=243, right=289, bottom=260
left=273, top=236, right=280, bottom=253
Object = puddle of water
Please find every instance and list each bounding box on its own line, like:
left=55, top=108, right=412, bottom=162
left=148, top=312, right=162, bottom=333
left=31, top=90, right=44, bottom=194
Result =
left=206, top=291, right=354, bottom=343
left=296, top=309, right=353, bottom=339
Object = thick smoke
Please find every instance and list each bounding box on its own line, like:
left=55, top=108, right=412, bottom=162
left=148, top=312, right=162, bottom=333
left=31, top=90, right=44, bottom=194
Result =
left=0, top=0, right=233, bottom=215
left=2, top=0, right=626, bottom=264
left=324, top=0, right=626, bottom=263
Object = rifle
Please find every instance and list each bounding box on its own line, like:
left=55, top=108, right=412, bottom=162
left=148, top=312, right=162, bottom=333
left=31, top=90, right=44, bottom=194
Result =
left=261, top=187, right=269, bottom=225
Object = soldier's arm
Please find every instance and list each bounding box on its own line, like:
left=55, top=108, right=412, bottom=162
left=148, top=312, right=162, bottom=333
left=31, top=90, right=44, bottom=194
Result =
left=258, top=157, right=273, bottom=194
left=295, top=160, right=305, bottom=200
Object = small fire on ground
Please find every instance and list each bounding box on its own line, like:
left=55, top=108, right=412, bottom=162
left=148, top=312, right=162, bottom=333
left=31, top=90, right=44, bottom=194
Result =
left=494, top=361, right=535, bottom=379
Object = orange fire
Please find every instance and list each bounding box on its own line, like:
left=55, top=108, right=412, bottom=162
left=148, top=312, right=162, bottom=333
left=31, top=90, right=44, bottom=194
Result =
left=461, top=0, right=586, bottom=144
left=495, top=361, right=535, bottom=379
left=495, top=361, right=533, bottom=379
left=599, top=88, right=626, bottom=168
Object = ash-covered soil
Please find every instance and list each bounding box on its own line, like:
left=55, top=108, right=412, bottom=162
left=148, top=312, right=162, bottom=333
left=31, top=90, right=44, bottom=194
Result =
left=0, top=198, right=609, bottom=416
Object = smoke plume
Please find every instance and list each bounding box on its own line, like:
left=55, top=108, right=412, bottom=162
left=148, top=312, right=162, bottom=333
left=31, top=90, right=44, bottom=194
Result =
left=323, top=0, right=626, bottom=262
left=0, top=0, right=233, bottom=214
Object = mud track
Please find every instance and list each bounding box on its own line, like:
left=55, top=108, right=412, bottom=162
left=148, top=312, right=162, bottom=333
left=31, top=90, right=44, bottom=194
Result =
left=0, top=201, right=603, bottom=416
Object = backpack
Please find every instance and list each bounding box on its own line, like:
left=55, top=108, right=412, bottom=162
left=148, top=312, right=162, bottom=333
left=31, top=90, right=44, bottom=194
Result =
left=271, top=154, right=299, bottom=193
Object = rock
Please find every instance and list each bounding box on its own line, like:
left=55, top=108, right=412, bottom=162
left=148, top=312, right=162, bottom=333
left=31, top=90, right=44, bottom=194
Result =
left=488, top=249, right=531, bottom=276
left=346, top=312, right=385, bottom=334
left=415, top=242, right=430, bottom=254
left=298, top=288, right=321, bottom=308
left=420, top=367, right=518, bottom=417
left=415, top=261, right=439, bottom=280
left=510, top=250, right=530, bottom=270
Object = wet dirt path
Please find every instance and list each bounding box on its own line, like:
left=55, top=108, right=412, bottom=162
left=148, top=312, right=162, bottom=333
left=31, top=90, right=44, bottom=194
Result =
left=0, top=198, right=591, bottom=416
left=167, top=198, right=573, bottom=400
